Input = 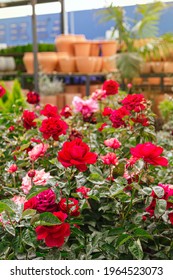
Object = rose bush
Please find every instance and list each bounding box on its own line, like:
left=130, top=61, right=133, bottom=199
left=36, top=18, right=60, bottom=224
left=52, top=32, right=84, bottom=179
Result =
left=0, top=80, right=173, bottom=260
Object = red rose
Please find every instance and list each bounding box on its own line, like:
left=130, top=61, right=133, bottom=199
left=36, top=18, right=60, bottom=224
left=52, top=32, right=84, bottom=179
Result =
left=98, top=122, right=108, bottom=132
left=109, top=107, right=130, bottom=128
left=24, top=196, right=37, bottom=211
left=24, top=189, right=58, bottom=213
left=58, top=198, right=80, bottom=216
left=58, top=138, right=97, bottom=172
left=130, top=142, right=168, bottom=167
left=102, top=107, right=113, bottom=116
left=40, top=104, right=59, bottom=118
left=102, top=79, right=119, bottom=96
left=39, top=117, right=68, bottom=140
left=9, top=125, right=15, bottom=132
left=131, top=114, right=149, bottom=127
left=76, top=186, right=91, bottom=199
left=35, top=211, right=70, bottom=247
left=26, top=91, right=40, bottom=104
left=121, top=94, right=146, bottom=112
left=7, top=164, right=18, bottom=173
left=60, top=105, right=72, bottom=118
left=0, top=85, right=6, bottom=98
left=36, top=189, right=58, bottom=213
left=22, top=110, right=37, bottom=130
left=101, top=152, right=118, bottom=165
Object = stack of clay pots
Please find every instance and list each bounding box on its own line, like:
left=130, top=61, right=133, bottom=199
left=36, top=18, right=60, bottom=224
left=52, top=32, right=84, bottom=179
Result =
left=55, top=34, right=118, bottom=74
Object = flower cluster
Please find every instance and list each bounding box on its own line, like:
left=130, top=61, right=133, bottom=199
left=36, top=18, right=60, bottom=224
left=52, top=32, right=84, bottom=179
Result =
left=0, top=78, right=172, bottom=260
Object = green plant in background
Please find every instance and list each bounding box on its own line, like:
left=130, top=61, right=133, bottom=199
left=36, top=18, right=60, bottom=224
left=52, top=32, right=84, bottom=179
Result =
left=99, top=1, right=171, bottom=82
left=159, top=95, right=173, bottom=122
left=0, top=79, right=27, bottom=114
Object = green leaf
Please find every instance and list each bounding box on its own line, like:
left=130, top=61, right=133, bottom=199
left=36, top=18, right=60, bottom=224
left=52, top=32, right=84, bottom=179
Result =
left=116, top=234, right=133, bottom=247
left=133, top=228, right=153, bottom=239
left=128, top=239, right=143, bottom=260
left=22, top=229, right=36, bottom=248
left=4, top=223, right=15, bottom=236
left=154, top=199, right=167, bottom=218
left=22, top=209, right=37, bottom=219
left=153, top=186, right=164, bottom=198
left=0, top=201, right=16, bottom=213
left=34, top=212, right=61, bottom=226
left=88, top=173, right=104, bottom=185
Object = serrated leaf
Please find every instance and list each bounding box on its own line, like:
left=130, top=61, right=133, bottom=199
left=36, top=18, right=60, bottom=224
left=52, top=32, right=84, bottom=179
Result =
left=128, top=239, right=143, bottom=260
left=116, top=234, right=133, bottom=247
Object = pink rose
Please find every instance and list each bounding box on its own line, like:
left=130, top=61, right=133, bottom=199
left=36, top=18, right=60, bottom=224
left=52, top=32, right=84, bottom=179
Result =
left=11, top=195, right=26, bottom=204
left=21, top=169, right=51, bottom=194
left=101, top=152, right=118, bottom=165
left=7, top=164, right=18, bottom=173
left=28, top=143, right=49, bottom=161
left=72, top=96, right=98, bottom=117
left=104, top=138, right=121, bottom=149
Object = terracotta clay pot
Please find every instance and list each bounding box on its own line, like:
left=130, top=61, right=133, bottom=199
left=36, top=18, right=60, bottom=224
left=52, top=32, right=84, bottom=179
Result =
left=40, top=94, right=65, bottom=110
left=23, top=52, right=36, bottom=74
left=76, top=56, right=96, bottom=73
left=93, top=57, right=103, bottom=72
left=150, top=62, right=164, bottom=73
left=163, top=62, right=173, bottom=73
left=100, top=40, right=117, bottom=56
left=38, top=52, right=58, bottom=73
left=164, top=77, right=173, bottom=85
left=74, top=41, right=91, bottom=57
left=55, top=34, right=76, bottom=56
left=90, top=41, right=100, bottom=56
left=59, top=57, right=76, bottom=73
left=102, top=56, right=116, bottom=72
left=140, top=62, right=151, bottom=74
left=147, top=77, right=161, bottom=85
left=65, top=85, right=79, bottom=93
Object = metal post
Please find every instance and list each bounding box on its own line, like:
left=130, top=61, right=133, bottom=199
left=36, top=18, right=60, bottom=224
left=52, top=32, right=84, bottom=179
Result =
left=60, top=0, right=65, bottom=34
left=31, top=0, right=39, bottom=92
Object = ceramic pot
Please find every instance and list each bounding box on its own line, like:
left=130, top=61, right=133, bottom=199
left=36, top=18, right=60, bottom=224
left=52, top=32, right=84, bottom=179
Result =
left=164, top=77, right=173, bottom=85
left=65, top=84, right=79, bottom=93
left=147, top=77, right=161, bottom=85
left=74, top=41, right=91, bottom=57
left=38, top=52, right=58, bottom=73
left=163, top=62, right=173, bottom=73
left=90, top=41, right=100, bottom=56
left=93, top=57, right=103, bottom=72
left=5, top=57, right=16, bottom=71
left=55, top=34, right=76, bottom=56
left=102, top=56, right=116, bottom=72
left=140, top=62, right=151, bottom=74
left=0, top=57, right=7, bottom=71
left=150, top=62, right=164, bottom=73
left=59, top=57, right=76, bottom=73
left=23, top=52, right=35, bottom=73
left=54, top=52, right=69, bottom=71
left=100, top=40, right=117, bottom=56
left=76, top=56, right=96, bottom=73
